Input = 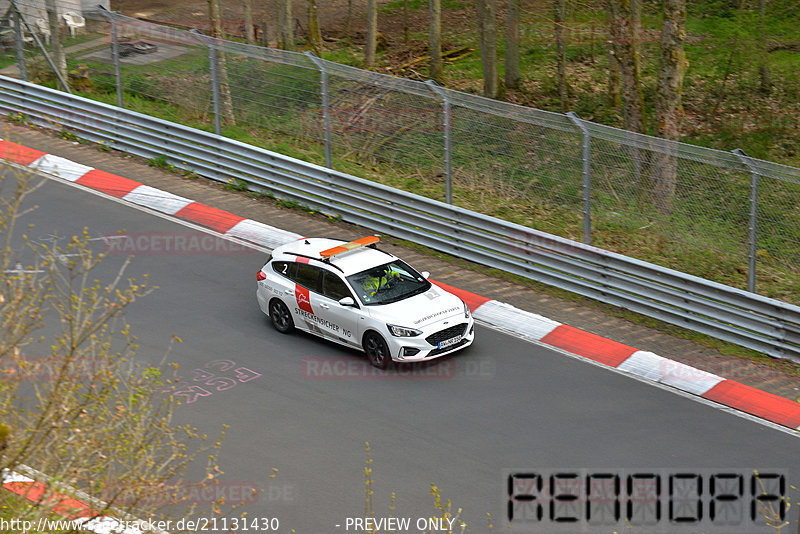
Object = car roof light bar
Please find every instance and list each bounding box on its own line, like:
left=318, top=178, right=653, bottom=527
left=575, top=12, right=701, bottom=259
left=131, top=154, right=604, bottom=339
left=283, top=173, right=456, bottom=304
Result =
left=319, top=236, right=380, bottom=258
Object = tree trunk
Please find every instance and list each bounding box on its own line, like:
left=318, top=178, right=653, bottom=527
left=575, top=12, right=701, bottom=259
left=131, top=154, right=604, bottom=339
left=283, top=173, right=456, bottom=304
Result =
left=606, top=0, right=645, bottom=133
left=630, top=0, right=642, bottom=62
left=243, top=0, right=255, bottom=43
left=758, top=0, right=770, bottom=94
left=505, top=0, right=520, bottom=89
left=307, top=0, right=322, bottom=53
left=608, top=0, right=647, bottom=207
left=653, top=0, right=687, bottom=215
left=475, top=0, right=501, bottom=98
left=209, top=0, right=236, bottom=126
left=366, top=0, right=377, bottom=67
left=346, top=0, right=353, bottom=41
left=277, top=0, right=294, bottom=50
left=429, top=0, right=443, bottom=82
left=44, top=0, right=67, bottom=89
left=404, top=0, right=410, bottom=46
left=554, top=0, right=569, bottom=111
left=606, top=6, right=621, bottom=107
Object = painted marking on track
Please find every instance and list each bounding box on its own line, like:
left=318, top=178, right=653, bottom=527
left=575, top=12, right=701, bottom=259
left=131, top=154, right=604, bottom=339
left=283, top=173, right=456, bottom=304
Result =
left=172, top=359, right=263, bottom=404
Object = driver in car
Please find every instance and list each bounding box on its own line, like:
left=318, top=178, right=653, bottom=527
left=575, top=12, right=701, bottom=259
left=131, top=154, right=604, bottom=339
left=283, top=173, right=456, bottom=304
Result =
left=363, top=266, right=401, bottom=297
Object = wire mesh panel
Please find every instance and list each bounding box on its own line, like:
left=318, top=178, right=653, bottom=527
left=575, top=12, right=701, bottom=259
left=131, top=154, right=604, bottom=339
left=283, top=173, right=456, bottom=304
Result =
left=0, top=0, right=69, bottom=86
left=5, top=9, right=800, bottom=301
left=91, top=17, right=212, bottom=122
left=449, top=96, right=584, bottom=237
left=587, top=126, right=753, bottom=285
left=216, top=42, right=322, bottom=144
left=745, top=159, right=800, bottom=299
left=324, top=63, right=445, bottom=195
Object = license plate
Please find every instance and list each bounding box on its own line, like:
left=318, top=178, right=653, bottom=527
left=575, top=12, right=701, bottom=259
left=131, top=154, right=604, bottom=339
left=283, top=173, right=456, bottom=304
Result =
left=438, top=336, right=462, bottom=349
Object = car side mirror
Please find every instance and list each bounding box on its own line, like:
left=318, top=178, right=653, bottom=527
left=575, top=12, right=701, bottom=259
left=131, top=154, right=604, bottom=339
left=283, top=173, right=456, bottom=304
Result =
left=420, top=271, right=430, bottom=279
left=338, top=297, right=356, bottom=307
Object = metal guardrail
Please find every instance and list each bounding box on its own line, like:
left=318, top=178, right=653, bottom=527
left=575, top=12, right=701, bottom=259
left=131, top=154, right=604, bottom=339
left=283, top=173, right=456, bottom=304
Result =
left=1, top=76, right=799, bottom=361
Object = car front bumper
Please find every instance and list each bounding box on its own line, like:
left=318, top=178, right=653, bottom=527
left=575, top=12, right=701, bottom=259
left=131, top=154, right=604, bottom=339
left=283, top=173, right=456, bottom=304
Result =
left=387, top=318, right=475, bottom=363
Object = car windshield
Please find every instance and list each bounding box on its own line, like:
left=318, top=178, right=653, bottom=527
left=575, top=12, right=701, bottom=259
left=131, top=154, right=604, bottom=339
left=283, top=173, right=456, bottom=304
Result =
left=347, top=259, right=431, bottom=305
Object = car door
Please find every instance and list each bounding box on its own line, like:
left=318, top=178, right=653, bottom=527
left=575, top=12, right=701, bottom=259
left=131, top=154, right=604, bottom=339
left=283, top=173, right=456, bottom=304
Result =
left=315, top=270, right=363, bottom=347
left=289, top=261, right=324, bottom=335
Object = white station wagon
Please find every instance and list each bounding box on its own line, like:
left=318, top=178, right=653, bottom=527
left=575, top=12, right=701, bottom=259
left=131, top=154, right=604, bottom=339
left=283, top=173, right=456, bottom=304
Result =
left=256, top=236, right=475, bottom=369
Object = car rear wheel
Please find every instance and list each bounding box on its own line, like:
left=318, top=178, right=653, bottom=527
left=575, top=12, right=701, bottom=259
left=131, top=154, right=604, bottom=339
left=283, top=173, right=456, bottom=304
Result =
left=363, top=331, right=390, bottom=370
left=269, top=299, right=294, bottom=334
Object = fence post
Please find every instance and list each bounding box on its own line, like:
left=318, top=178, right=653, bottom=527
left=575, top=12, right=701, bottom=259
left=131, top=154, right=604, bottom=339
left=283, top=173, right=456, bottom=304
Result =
left=425, top=80, right=452, bottom=204
left=209, top=44, right=222, bottom=136
left=97, top=6, right=123, bottom=107
left=732, top=148, right=760, bottom=293
left=12, top=9, right=26, bottom=81
left=304, top=51, right=332, bottom=169
left=110, top=18, right=123, bottom=108
left=191, top=29, right=222, bottom=136
left=567, top=111, right=592, bottom=245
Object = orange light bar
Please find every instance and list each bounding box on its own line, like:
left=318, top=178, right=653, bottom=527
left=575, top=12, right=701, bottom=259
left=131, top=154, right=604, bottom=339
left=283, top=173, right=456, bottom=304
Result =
left=320, top=236, right=380, bottom=258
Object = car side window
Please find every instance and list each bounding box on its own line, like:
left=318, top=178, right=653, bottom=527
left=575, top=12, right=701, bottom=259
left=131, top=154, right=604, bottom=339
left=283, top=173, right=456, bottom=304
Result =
left=294, top=263, right=322, bottom=293
left=321, top=271, right=352, bottom=301
left=272, top=261, right=293, bottom=278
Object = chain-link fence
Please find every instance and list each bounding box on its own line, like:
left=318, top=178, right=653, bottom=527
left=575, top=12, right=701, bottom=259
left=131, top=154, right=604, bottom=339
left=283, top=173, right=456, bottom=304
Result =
left=2, top=5, right=799, bottom=302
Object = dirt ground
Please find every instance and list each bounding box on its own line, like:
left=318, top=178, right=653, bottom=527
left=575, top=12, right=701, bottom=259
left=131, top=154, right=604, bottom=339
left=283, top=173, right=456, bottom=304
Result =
left=110, top=0, right=463, bottom=52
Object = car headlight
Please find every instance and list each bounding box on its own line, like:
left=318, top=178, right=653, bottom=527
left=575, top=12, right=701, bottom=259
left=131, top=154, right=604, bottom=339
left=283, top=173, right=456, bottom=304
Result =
left=387, top=324, right=423, bottom=337
left=462, top=299, right=471, bottom=318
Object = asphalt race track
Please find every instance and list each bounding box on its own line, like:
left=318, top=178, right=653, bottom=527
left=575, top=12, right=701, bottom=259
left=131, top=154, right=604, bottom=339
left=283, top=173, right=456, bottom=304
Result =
left=8, top=165, right=800, bottom=533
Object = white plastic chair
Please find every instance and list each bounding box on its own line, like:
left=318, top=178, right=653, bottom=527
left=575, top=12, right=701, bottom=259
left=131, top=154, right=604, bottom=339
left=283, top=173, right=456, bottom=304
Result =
left=35, top=18, right=50, bottom=45
left=62, top=11, right=85, bottom=38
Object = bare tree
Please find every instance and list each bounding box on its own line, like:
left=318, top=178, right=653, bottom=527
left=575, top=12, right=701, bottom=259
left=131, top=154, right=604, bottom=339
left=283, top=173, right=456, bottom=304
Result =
left=475, top=0, right=501, bottom=98
left=554, top=0, right=569, bottom=111
left=429, top=0, right=443, bottom=83
left=366, top=0, right=377, bottom=67
left=505, top=0, right=521, bottom=89
left=652, top=0, right=687, bottom=214
left=277, top=0, right=294, bottom=50
left=44, top=0, right=67, bottom=88
left=209, top=0, right=236, bottom=126
left=307, top=0, right=322, bottom=54
left=0, top=158, right=225, bottom=526
left=243, top=0, right=255, bottom=43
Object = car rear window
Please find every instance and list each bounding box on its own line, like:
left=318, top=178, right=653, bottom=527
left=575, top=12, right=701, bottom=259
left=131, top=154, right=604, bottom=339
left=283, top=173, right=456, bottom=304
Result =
left=294, top=263, right=322, bottom=292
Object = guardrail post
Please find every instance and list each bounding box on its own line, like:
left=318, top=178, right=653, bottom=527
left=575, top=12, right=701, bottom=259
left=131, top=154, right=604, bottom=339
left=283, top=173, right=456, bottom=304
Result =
left=425, top=80, right=452, bottom=204
left=733, top=148, right=760, bottom=293
left=12, top=9, right=26, bottom=81
left=304, top=51, right=332, bottom=169
left=567, top=111, right=592, bottom=245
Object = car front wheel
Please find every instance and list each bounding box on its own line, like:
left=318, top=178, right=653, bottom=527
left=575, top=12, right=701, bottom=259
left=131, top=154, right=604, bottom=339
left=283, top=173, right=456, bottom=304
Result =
left=269, top=299, right=294, bottom=334
left=363, top=332, right=390, bottom=370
